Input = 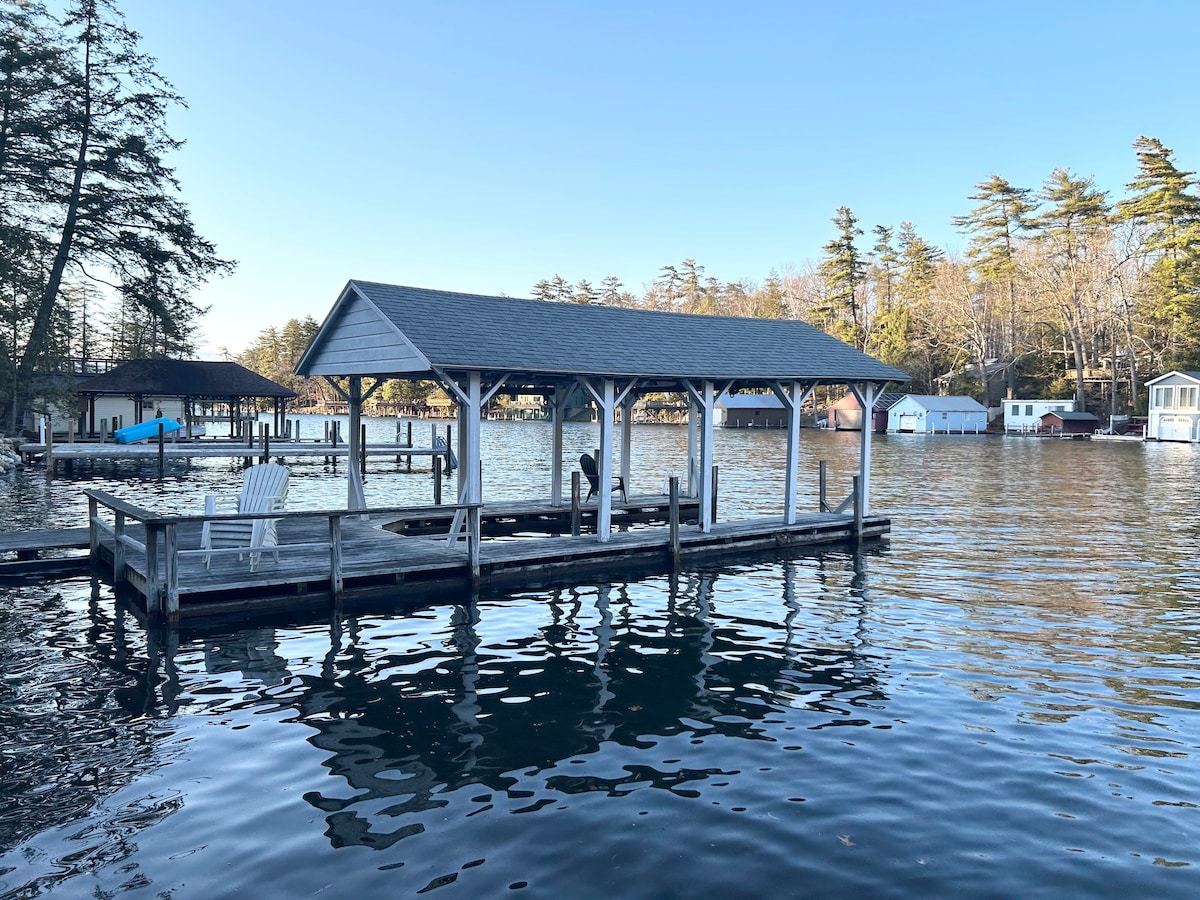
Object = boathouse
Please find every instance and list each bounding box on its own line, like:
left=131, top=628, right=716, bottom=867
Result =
left=1039, top=410, right=1100, bottom=436
left=886, top=395, right=988, bottom=434
left=825, top=391, right=905, bottom=432
left=296, top=281, right=908, bottom=537
left=77, top=359, right=296, bottom=438
left=715, top=391, right=787, bottom=427
left=1145, top=371, right=1200, bottom=442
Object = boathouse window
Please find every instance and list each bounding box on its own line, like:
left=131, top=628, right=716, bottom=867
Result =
left=1011, top=404, right=1019, bottom=417
left=1154, top=386, right=1174, bottom=409
left=1025, top=404, right=1033, bottom=416
left=1179, top=386, right=1197, bottom=409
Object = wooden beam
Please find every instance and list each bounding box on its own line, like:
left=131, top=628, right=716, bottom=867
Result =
left=848, top=382, right=875, bottom=517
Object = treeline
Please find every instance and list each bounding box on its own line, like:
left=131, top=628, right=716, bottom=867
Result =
left=0, top=0, right=231, bottom=432
left=534, top=137, right=1200, bottom=414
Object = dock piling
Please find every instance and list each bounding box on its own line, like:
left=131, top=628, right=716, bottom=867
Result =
left=668, top=476, right=680, bottom=567
left=329, top=515, right=344, bottom=601
left=571, top=472, right=582, bottom=536
left=157, top=422, right=165, bottom=477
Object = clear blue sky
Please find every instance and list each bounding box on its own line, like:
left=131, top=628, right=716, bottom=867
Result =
left=114, top=0, right=1200, bottom=358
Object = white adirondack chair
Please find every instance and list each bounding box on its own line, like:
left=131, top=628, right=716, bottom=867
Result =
left=201, top=463, right=290, bottom=571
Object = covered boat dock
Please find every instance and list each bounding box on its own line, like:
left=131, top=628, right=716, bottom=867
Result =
left=87, top=281, right=908, bottom=621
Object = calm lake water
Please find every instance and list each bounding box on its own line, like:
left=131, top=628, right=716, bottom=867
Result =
left=1, top=419, right=1198, bottom=897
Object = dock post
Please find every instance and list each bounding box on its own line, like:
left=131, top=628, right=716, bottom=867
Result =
left=157, top=422, right=165, bottom=477
left=164, top=523, right=179, bottom=622
left=101, top=418, right=108, bottom=443
left=669, top=476, right=680, bottom=568
left=261, top=424, right=270, bottom=463
left=360, top=424, right=367, bottom=477
left=44, top=416, right=53, bottom=482
left=467, top=505, right=480, bottom=581
left=88, top=495, right=99, bottom=562
left=852, top=474, right=863, bottom=542
left=433, top=456, right=443, bottom=504
left=819, top=461, right=828, bottom=512
left=571, top=472, right=582, bottom=536
left=144, top=523, right=161, bottom=616
left=712, top=465, right=719, bottom=524
left=329, top=515, right=344, bottom=602
left=114, top=511, right=127, bottom=585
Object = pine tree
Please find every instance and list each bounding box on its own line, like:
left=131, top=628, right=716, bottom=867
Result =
left=818, top=207, right=866, bottom=348
left=1, top=0, right=233, bottom=431
left=1031, top=168, right=1111, bottom=406
left=1116, top=136, right=1200, bottom=367
left=954, top=175, right=1035, bottom=395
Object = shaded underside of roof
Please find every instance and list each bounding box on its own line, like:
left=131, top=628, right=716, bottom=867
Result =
left=717, top=392, right=785, bottom=409
left=79, top=360, right=295, bottom=399
left=296, top=281, right=910, bottom=386
left=1045, top=411, right=1099, bottom=421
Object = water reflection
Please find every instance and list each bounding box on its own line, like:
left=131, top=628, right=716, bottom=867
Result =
left=239, top=556, right=885, bottom=851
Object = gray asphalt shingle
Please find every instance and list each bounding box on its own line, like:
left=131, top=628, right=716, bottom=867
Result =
left=320, top=281, right=910, bottom=383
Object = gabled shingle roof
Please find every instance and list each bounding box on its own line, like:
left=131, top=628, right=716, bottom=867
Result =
left=80, top=359, right=295, bottom=399
left=296, top=281, right=911, bottom=385
left=894, top=395, right=987, bottom=412
left=1043, top=410, right=1099, bottom=421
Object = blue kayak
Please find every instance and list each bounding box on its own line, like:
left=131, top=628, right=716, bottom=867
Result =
left=114, top=418, right=182, bottom=444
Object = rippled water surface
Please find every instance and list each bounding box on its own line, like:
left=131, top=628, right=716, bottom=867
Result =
left=1, top=420, right=1198, bottom=897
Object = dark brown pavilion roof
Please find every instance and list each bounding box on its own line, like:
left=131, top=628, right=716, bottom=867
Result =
left=79, top=359, right=295, bottom=399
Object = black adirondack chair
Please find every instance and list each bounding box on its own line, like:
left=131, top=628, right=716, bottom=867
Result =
left=579, top=453, right=627, bottom=502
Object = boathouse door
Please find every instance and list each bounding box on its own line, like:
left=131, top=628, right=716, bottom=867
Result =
left=1157, top=416, right=1194, bottom=442
left=898, top=414, right=918, bottom=433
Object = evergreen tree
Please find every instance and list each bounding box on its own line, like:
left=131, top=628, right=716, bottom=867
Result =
left=1116, top=135, right=1200, bottom=367
left=954, top=174, right=1035, bottom=394
left=530, top=278, right=553, bottom=301
left=870, top=225, right=899, bottom=312
left=818, top=206, right=866, bottom=348
left=599, top=275, right=623, bottom=305
left=0, top=0, right=233, bottom=431
left=1031, top=168, right=1111, bottom=406
left=573, top=279, right=598, bottom=304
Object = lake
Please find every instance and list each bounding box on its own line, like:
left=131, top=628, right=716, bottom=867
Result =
left=1, top=420, right=1198, bottom=897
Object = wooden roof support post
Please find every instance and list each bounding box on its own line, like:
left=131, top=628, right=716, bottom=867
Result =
left=434, top=369, right=509, bottom=538
left=771, top=380, right=816, bottom=525
left=577, top=377, right=636, bottom=542
left=550, top=386, right=571, bottom=506
left=848, top=382, right=876, bottom=517
left=346, top=376, right=366, bottom=511
left=619, top=394, right=635, bottom=488
left=683, top=379, right=723, bottom=533
left=686, top=395, right=699, bottom=498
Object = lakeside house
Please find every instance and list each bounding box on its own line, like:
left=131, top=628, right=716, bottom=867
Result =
left=1145, top=371, right=1200, bottom=442
left=1003, top=399, right=1075, bottom=433
left=886, top=395, right=988, bottom=434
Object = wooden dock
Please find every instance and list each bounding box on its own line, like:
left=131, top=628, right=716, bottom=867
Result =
left=20, top=439, right=450, bottom=467
left=0, top=528, right=91, bottom=577
left=82, top=489, right=888, bottom=623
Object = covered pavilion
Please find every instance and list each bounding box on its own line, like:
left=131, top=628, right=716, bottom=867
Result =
left=78, top=359, right=296, bottom=437
left=295, top=281, right=909, bottom=543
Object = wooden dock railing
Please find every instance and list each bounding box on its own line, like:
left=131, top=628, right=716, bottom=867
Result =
left=84, top=489, right=482, bottom=622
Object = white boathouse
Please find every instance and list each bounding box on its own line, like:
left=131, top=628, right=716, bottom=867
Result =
left=1146, top=371, right=1200, bottom=442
